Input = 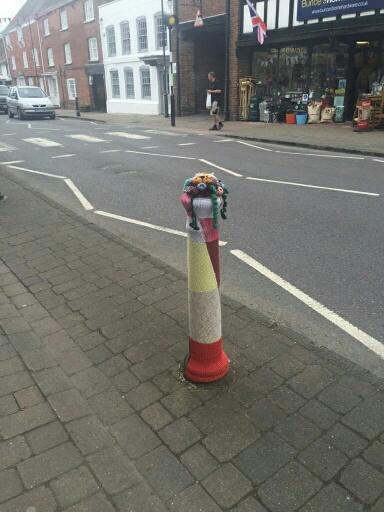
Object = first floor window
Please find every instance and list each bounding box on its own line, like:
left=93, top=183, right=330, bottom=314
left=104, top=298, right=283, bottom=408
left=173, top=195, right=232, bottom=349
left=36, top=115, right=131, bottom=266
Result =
left=67, top=78, right=77, bottom=100
left=110, top=70, right=120, bottom=98
left=120, top=22, right=131, bottom=55
left=84, top=0, right=94, bottom=22
left=23, top=51, right=28, bottom=68
left=136, top=17, right=148, bottom=52
left=106, top=26, right=116, bottom=57
left=140, top=67, right=151, bottom=99
left=88, top=37, right=98, bottom=61
left=60, top=9, right=68, bottom=30
left=47, top=48, right=54, bottom=67
left=124, top=68, right=134, bottom=98
left=11, top=56, right=16, bottom=70
left=33, top=48, right=39, bottom=67
left=64, top=43, right=72, bottom=64
left=155, top=14, right=167, bottom=49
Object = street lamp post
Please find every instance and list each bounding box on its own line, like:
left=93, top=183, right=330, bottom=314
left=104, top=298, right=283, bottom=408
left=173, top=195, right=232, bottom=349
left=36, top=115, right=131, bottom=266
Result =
left=161, top=0, right=169, bottom=118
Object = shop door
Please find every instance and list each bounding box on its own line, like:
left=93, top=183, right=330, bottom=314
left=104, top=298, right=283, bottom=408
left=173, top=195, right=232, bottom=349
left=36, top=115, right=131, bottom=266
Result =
left=91, top=75, right=106, bottom=112
left=158, top=68, right=169, bottom=116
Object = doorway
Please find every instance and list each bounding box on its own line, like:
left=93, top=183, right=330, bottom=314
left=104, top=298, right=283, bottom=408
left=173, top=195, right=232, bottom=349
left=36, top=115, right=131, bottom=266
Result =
left=46, top=76, right=60, bottom=107
left=91, top=75, right=106, bottom=112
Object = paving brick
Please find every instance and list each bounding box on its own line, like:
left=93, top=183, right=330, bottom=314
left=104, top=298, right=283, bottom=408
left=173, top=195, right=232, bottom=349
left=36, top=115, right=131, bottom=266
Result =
left=0, top=343, right=17, bottom=361
left=31, top=317, right=61, bottom=337
left=18, top=442, right=82, bottom=489
left=270, top=386, right=306, bottom=414
left=0, top=316, right=30, bottom=334
left=340, top=458, right=384, bottom=504
left=3, top=282, right=27, bottom=297
left=137, top=445, right=194, bottom=499
left=0, top=436, right=31, bottom=471
left=43, top=330, right=77, bottom=356
left=0, top=402, right=54, bottom=439
left=0, top=303, right=20, bottom=319
left=63, top=492, right=115, bottom=512
left=87, top=389, right=133, bottom=426
left=0, top=394, right=19, bottom=416
left=233, top=432, right=296, bottom=485
left=300, top=482, right=364, bottom=512
left=323, top=422, right=368, bottom=458
left=170, top=483, right=222, bottom=512
left=130, top=352, right=176, bottom=381
left=26, top=421, right=69, bottom=454
left=288, top=365, right=335, bottom=399
left=372, top=497, right=384, bottom=512
left=203, top=413, right=260, bottom=462
left=318, top=382, right=361, bottom=414
left=112, top=369, right=140, bottom=393
left=231, top=496, right=267, bottom=512
left=298, top=437, right=348, bottom=480
left=160, top=388, right=202, bottom=419
left=87, top=344, right=113, bottom=364
left=363, top=441, right=384, bottom=470
left=67, top=415, right=114, bottom=455
left=202, top=463, right=252, bottom=509
left=8, top=332, right=42, bottom=352
left=259, top=461, right=321, bottom=512
left=125, top=382, right=163, bottom=411
left=338, top=374, right=378, bottom=398
left=34, top=367, right=73, bottom=395
left=300, top=399, right=340, bottom=430
left=50, top=466, right=99, bottom=508
left=0, top=486, right=57, bottom=512
left=87, top=446, right=142, bottom=494
left=342, top=394, right=384, bottom=440
left=22, top=349, right=57, bottom=371
left=274, top=413, right=322, bottom=450
left=71, top=367, right=111, bottom=398
left=113, top=482, right=168, bottom=512
left=110, top=414, right=161, bottom=459
left=247, top=398, right=286, bottom=431
left=158, top=417, right=201, bottom=455
left=20, top=304, right=49, bottom=323
left=0, top=468, right=23, bottom=503
left=14, top=385, right=44, bottom=409
left=0, top=356, right=22, bottom=377
left=98, top=354, right=129, bottom=377
left=141, top=402, right=173, bottom=431
left=124, top=339, right=160, bottom=364
left=190, top=396, right=245, bottom=435
left=55, top=349, right=92, bottom=375
left=49, top=387, right=91, bottom=421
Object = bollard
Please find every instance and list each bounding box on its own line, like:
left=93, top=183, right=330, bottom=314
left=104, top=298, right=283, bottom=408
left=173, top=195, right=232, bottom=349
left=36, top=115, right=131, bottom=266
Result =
left=75, top=97, right=81, bottom=117
left=181, top=173, right=229, bottom=383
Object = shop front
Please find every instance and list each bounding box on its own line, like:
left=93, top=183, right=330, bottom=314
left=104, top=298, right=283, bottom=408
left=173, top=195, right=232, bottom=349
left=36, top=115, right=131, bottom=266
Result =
left=238, top=0, right=384, bottom=124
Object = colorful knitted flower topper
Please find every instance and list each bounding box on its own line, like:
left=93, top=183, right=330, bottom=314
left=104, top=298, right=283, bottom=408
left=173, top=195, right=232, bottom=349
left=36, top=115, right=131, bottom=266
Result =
left=182, top=173, right=229, bottom=230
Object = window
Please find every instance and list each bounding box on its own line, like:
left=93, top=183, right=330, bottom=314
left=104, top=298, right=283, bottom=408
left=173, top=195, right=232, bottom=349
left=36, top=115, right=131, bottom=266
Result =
left=120, top=22, right=131, bottom=55
left=33, top=48, right=39, bottom=67
left=106, top=26, right=116, bottom=57
left=43, top=18, right=50, bottom=36
left=47, top=48, right=54, bottom=67
left=155, top=14, right=167, bottom=49
left=140, top=67, right=151, bottom=99
left=88, top=37, right=98, bottom=61
left=110, top=70, right=120, bottom=98
left=17, top=26, right=23, bottom=43
left=84, top=0, right=94, bottom=22
left=124, top=68, right=134, bottom=98
left=22, top=51, right=28, bottom=68
left=11, top=56, right=16, bottom=70
left=67, top=78, right=77, bottom=100
left=60, top=9, right=68, bottom=30
left=5, top=35, right=11, bottom=49
left=136, top=17, right=148, bottom=52
left=64, top=43, right=72, bottom=64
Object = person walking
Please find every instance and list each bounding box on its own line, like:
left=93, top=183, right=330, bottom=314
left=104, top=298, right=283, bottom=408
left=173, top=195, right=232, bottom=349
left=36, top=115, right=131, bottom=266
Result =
left=207, top=71, right=224, bottom=131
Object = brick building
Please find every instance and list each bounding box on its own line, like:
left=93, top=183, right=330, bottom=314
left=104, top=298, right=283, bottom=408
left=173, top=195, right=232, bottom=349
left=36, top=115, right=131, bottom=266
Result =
left=2, top=0, right=112, bottom=110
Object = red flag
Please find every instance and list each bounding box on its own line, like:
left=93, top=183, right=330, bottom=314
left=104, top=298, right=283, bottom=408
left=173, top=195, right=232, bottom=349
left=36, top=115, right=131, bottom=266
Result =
left=246, top=0, right=267, bottom=45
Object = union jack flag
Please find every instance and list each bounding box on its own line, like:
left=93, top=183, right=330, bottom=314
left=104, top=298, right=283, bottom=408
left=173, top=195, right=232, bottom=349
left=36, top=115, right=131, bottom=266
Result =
left=246, top=0, right=267, bottom=45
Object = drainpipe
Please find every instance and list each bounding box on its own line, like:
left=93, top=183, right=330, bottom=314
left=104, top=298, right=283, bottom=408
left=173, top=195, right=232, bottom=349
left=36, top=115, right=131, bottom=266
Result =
left=36, top=17, right=47, bottom=91
left=224, top=0, right=231, bottom=121
left=175, top=0, right=181, bottom=116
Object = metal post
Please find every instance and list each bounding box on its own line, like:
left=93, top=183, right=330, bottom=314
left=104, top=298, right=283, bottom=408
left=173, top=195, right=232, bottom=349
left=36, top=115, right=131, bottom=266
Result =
left=169, top=26, right=176, bottom=127
left=75, top=96, right=81, bottom=117
left=161, top=0, right=169, bottom=118
left=180, top=173, right=230, bottom=383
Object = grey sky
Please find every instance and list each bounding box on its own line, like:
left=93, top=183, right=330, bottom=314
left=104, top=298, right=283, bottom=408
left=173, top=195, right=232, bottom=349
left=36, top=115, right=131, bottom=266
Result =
left=0, top=0, right=26, bottom=18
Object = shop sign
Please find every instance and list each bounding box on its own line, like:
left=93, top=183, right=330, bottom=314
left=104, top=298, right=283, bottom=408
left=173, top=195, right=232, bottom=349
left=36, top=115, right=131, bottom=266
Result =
left=297, top=0, right=383, bottom=21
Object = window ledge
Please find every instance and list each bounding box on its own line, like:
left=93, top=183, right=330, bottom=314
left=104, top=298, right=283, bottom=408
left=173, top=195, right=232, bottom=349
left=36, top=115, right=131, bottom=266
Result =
left=89, top=59, right=99, bottom=63
left=84, top=19, right=95, bottom=24
left=60, top=28, right=68, bottom=32
left=64, top=63, right=73, bottom=66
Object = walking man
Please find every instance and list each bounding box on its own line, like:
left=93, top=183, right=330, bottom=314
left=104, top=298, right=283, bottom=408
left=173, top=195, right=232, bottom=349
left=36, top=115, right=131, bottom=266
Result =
left=207, top=71, right=223, bottom=131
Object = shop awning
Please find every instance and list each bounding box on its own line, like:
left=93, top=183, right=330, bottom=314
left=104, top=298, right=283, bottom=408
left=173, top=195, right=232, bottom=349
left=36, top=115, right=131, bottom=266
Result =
left=139, top=54, right=169, bottom=67
left=85, top=64, right=104, bottom=76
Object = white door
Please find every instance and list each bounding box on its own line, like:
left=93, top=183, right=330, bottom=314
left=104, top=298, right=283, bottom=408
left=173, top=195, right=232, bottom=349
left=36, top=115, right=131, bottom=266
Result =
left=46, top=77, right=60, bottom=107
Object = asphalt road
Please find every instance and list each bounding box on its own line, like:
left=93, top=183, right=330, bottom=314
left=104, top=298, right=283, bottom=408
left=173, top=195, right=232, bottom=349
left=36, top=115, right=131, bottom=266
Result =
left=1, top=114, right=384, bottom=376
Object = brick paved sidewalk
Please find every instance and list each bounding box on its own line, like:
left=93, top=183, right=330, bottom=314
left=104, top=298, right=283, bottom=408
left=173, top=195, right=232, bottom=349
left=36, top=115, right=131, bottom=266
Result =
left=57, top=109, right=384, bottom=158
left=0, top=173, right=383, bottom=512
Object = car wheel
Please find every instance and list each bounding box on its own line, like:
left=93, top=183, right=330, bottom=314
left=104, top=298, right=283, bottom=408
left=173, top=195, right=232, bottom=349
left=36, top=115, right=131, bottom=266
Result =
left=18, top=108, right=25, bottom=120
left=8, top=109, right=14, bottom=119
left=50, top=112, right=56, bottom=120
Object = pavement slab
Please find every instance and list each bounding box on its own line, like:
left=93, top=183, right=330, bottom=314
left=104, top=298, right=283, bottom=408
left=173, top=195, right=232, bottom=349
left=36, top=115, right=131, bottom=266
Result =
left=0, top=173, right=382, bottom=511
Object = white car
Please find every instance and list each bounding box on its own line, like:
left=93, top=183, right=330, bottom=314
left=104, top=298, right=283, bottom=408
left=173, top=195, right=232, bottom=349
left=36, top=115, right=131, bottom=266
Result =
left=7, top=86, right=56, bottom=120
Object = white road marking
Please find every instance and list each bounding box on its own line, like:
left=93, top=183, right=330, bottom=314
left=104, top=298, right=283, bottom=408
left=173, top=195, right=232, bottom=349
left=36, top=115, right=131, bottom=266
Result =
left=373, top=159, right=384, bottom=164
left=214, top=139, right=232, bottom=143
left=24, top=137, right=62, bottom=148
left=52, top=154, right=75, bottom=159
left=141, top=146, right=159, bottom=149
left=90, top=121, right=98, bottom=125
left=237, top=140, right=273, bottom=152
left=0, top=160, right=24, bottom=165
left=95, top=210, right=227, bottom=245
left=28, top=123, right=32, bottom=128
left=245, top=177, right=379, bottom=197
left=0, top=148, right=13, bottom=153
left=100, top=149, right=122, bottom=154
left=231, top=249, right=384, bottom=359
left=178, top=142, right=196, bottom=146
left=106, top=131, right=151, bottom=140
left=144, top=129, right=186, bottom=137
left=275, top=150, right=365, bottom=160
left=125, top=149, right=196, bottom=160
left=64, top=179, right=94, bottom=210
left=199, top=158, right=243, bottom=178
left=7, top=165, right=66, bottom=179
left=67, top=134, right=106, bottom=143
left=2, top=133, right=16, bottom=136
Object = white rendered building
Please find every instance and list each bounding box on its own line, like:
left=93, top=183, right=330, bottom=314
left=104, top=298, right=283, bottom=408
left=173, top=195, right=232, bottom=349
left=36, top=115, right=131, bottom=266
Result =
left=99, top=0, right=173, bottom=115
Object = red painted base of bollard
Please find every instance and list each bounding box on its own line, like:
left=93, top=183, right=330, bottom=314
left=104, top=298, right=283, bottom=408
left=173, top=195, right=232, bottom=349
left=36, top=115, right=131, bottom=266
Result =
left=185, top=337, right=230, bottom=383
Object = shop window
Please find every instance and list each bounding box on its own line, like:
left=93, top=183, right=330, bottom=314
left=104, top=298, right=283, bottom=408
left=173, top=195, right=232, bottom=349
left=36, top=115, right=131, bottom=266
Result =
left=309, top=43, right=349, bottom=101
left=252, top=49, right=279, bottom=95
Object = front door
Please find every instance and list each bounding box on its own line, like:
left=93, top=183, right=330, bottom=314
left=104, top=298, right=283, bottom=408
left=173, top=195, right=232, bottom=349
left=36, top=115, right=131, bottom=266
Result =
left=46, top=77, right=60, bottom=107
left=91, top=75, right=106, bottom=112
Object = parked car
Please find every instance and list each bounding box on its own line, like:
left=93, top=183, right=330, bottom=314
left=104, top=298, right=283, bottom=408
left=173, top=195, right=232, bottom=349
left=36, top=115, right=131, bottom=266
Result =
left=0, top=85, right=9, bottom=114
left=7, top=86, right=56, bottom=120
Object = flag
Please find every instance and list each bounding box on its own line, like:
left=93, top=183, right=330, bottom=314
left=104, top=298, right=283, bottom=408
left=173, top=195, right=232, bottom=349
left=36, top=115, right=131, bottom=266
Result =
left=246, top=0, right=267, bottom=45
left=194, top=9, right=204, bottom=28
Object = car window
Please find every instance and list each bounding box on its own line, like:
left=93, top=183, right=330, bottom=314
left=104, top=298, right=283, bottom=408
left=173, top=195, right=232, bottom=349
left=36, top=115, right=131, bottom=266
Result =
left=0, top=86, right=9, bottom=95
left=17, top=87, right=47, bottom=98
